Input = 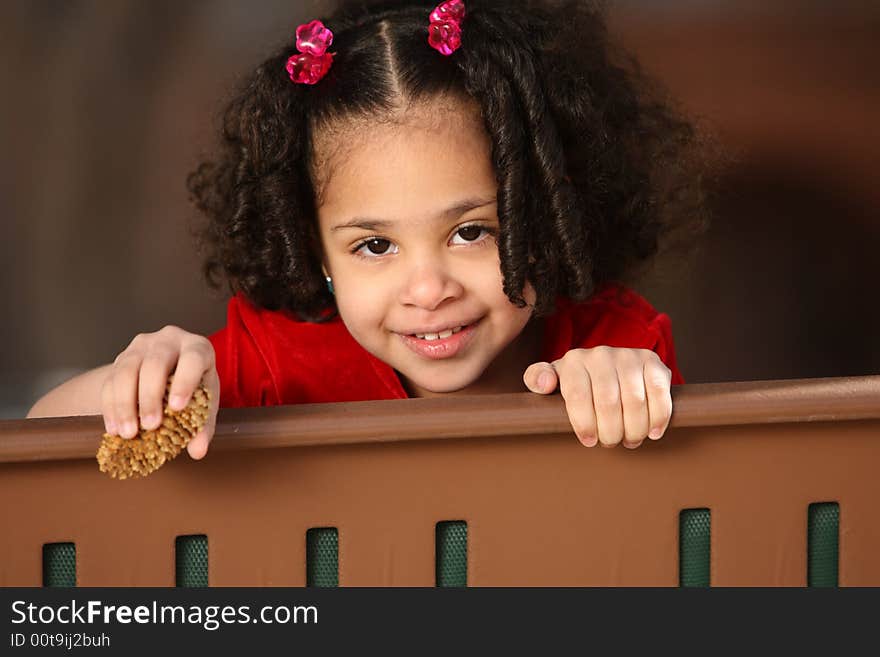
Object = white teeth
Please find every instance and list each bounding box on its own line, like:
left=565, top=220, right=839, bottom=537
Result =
left=412, top=325, right=465, bottom=340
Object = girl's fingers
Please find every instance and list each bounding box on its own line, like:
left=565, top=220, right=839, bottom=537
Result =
left=110, top=352, right=142, bottom=439
left=168, top=340, right=215, bottom=411
left=617, top=352, right=651, bottom=447
left=187, top=367, right=220, bottom=460
left=555, top=358, right=598, bottom=447
left=546, top=348, right=671, bottom=449
left=644, top=358, right=673, bottom=440
left=522, top=361, right=559, bottom=394
left=586, top=353, right=624, bottom=448
left=100, top=328, right=219, bottom=456
left=138, top=343, right=178, bottom=431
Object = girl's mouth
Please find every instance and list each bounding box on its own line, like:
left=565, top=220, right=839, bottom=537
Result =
left=398, top=319, right=481, bottom=360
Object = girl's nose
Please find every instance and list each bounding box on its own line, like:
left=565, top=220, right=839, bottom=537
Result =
left=399, top=262, right=464, bottom=311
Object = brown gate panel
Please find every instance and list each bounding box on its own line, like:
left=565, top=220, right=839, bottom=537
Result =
left=1, top=376, right=878, bottom=586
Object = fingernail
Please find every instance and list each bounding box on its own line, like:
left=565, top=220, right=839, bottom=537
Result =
left=142, top=413, right=159, bottom=430
left=105, top=420, right=117, bottom=435
left=581, top=435, right=597, bottom=448
left=537, top=371, right=553, bottom=390
left=648, top=427, right=663, bottom=440
left=169, top=395, right=186, bottom=410
left=122, top=421, right=137, bottom=438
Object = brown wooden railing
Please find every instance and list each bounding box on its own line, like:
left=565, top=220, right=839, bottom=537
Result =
left=2, top=375, right=879, bottom=586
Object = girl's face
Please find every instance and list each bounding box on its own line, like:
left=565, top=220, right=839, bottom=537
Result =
left=315, top=100, right=540, bottom=396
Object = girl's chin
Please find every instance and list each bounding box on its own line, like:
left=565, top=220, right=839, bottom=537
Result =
left=396, top=370, right=483, bottom=396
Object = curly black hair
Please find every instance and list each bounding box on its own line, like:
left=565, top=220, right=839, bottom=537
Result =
left=188, top=0, right=712, bottom=322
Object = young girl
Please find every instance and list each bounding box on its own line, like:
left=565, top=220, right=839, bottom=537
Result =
left=28, top=0, right=708, bottom=459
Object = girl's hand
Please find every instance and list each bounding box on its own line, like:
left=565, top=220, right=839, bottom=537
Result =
left=523, top=347, right=673, bottom=449
left=102, top=326, right=220, bottom=460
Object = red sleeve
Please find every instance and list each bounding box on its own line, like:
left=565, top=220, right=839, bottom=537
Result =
left=207, top=296, right=279, bottom=409
left=544, top=284, right=685, bottom=384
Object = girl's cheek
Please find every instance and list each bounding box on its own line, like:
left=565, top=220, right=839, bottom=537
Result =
left=336, top=289, right=382, bottom=326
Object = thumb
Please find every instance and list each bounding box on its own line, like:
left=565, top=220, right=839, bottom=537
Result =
left=187, top=423, right=213, bottom=460
left=523, top=362, right=558, bottom=394
left=187, top=369, right=219, bottom=461
left=186, top=407, right=216, bottom=460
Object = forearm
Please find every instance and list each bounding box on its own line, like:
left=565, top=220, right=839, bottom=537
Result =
left=26, top=364, right=113, bottom=418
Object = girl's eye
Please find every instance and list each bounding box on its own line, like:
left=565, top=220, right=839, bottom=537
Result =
left=450, top=224, right=493, bottom=245
left=353, top=238, right=397, bottom=258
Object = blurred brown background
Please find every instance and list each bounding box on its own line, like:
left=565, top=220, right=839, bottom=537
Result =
left=1, top=0, right=878, bottom=417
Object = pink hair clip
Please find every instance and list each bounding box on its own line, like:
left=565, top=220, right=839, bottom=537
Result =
left=285, top=19, right=334, bottom=85
left=428, top=0, right=466, bottom=56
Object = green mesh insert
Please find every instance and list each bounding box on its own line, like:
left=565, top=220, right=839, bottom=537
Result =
left=680, top=509, right=710, bottom=587
left=43, top=543, right=76, bottom=587
left=176, top=535, right=208, bottom=587
left=436, top=521, right=467, bottom=587
left=808, top=502, right=839, bottom=587
left=307, top=528, right=338, bottom=587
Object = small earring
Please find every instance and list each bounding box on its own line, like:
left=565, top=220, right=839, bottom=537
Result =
left=325, top=275, right=334, bottom=295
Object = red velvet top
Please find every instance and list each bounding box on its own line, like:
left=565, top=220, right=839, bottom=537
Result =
left=208, top=282, right=684, bottom=409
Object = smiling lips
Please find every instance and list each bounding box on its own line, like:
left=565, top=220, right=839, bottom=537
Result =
left=398, top=319, right=480, bottom=360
